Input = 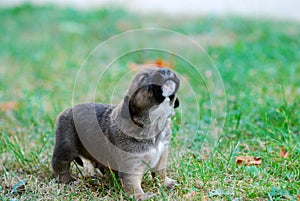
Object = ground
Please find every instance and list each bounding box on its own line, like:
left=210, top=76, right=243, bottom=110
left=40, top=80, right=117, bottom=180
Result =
left=0, top=5, right=299, bottom=200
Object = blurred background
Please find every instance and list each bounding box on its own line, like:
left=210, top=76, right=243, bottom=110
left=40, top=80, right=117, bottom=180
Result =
left=1, top=0, right=300, bottom=21
left=0, top=1, right=299, bottom=200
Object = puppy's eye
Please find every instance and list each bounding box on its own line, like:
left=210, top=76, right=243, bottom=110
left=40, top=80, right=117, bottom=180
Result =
left=140, top=74, right=148, bottom=82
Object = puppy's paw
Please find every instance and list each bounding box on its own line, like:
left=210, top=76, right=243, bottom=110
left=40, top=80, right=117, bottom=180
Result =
left=135, top=192, right=156, bottom=201
left=58, top=174, right=76, bottom=184
left=164, top=177, right=178, bottom=189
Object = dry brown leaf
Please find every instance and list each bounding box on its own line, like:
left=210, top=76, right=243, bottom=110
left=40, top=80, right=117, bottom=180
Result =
left=116, top=21, right=131, bottom=31
left=154, top=59, right=173, bottom=69
left=128, top=62, right=139, bottom=71
left=183, top=191, right=197, bottom=198
left=10, top=178, right=28, bottom=195
left=279, top=148, right=289, bottom=158
left=128, top=59, right=173, bottom=71
left=236, top=156, right=262, bottom=166
left=0, top=101, right=18, bottom=111
left=298, top=195, right=300, bottom=201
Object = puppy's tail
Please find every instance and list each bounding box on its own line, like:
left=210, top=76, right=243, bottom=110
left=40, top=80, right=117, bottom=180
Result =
left=74, top=157, right=84, bottom=167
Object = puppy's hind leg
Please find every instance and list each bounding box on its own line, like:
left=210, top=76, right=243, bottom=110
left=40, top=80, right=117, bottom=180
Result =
left=51, top=111, right=79, bottom=184
left=52, top=156, right=76, bottom=184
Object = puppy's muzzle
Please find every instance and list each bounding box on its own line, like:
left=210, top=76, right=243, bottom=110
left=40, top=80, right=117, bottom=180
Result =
left=158, top=68, right=172, bottom=77
left=160, top=68, right=179, bottom=96
left=152, top=68, right=179, bottom=91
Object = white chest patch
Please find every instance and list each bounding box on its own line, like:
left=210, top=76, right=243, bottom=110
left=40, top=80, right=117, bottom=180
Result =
left=147, top=140, right=167, bottom=168
left=149, top=98, right=174, bottom=131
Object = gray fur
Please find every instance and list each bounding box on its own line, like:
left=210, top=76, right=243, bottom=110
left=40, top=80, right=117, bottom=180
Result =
left=51, top=67, right=180, bottom=200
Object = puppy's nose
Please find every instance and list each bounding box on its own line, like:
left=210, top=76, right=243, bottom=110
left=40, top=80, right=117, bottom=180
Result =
left=159, top=68, right=171, bottom=76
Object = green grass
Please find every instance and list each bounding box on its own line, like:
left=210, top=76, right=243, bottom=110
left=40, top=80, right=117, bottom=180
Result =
left=1, top=4, right=299, bottom=200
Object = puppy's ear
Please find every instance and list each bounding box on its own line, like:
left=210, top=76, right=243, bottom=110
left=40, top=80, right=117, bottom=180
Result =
left=174, top=97, right=180, bottom=108
left=121, top=95, right=131, bottom=119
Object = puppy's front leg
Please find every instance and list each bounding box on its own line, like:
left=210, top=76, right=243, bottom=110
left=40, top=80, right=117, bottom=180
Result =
left=120, top=173, right=155, bottom=201
left=153, top=149, right=178, bottom=189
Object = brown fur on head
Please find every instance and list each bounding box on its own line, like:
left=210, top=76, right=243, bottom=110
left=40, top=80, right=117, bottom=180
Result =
left=120, top=67, right=180, bottom=128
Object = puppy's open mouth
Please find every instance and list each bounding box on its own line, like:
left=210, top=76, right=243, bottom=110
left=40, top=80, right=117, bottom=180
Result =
left=150, top=79, right=177, bottom=104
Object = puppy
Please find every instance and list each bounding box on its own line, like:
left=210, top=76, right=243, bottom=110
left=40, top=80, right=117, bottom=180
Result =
left=51, top=67, right=180, bottom=200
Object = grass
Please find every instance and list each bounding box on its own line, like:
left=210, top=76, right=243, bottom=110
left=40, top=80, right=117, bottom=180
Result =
left=0, top=4, right=299, bottom=200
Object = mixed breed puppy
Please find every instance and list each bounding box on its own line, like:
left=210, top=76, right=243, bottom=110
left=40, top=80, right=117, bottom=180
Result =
left=51, top=67, right=180, bottom=200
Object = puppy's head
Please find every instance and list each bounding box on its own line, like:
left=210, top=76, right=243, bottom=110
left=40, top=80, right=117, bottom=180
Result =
left=121, top=67, right=180, bottom=127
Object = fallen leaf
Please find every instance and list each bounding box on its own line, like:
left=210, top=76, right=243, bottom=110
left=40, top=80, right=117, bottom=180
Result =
left=298, top=195, right=300, bottom=201
left=128, top=62, right=139, bottom=71
left=236, top=156, right=262, bottom=166
left=183, top=191, right=197, bottom=198
left=128, top=59, right=173, bottom=71
left=209, top=188, right=233, bottom=197
left=116, top=21, right=131, bottom=31
left=268, top=187, right=291, bottom=199
left=0, top=101, right=18, bottom=111
left=154, top=59, right=173, bottom=69
left=201, top=195, right=208, bottom=201
left=10, top=178, right=28, bottom=195
left=279, top=148, right=289, bottom=158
